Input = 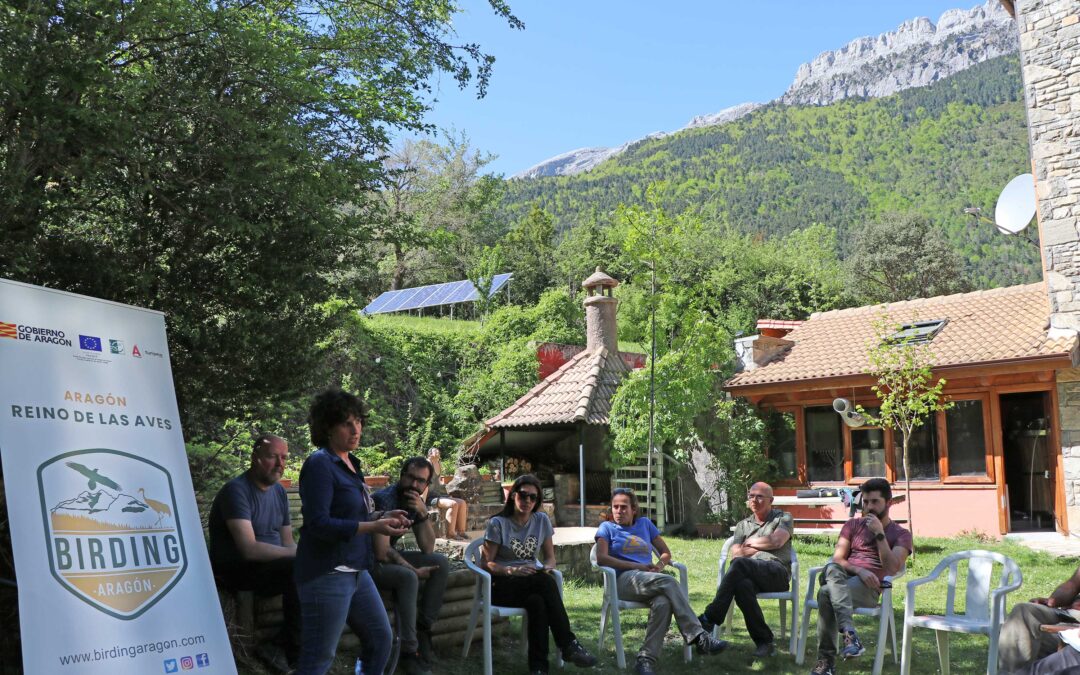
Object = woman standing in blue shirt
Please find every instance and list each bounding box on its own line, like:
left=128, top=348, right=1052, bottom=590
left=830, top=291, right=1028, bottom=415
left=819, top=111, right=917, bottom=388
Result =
left=294, top=389, right=412, bottom=675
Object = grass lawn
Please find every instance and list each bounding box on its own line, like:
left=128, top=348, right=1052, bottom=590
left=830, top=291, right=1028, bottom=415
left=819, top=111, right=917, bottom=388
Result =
left=253, top=534, right=1079, bottom=674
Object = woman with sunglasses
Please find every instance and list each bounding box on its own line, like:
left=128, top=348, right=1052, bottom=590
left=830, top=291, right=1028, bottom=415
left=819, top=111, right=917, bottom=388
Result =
left=481, top=474, right=597, bottom=674
left=595, top=488, right=728, bottom=675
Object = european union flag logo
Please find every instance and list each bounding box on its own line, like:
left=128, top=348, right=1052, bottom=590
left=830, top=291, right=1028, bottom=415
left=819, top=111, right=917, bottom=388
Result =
left=79, top=335, right=102, bottom=352
left=196, top=653, right=210, bottom=668
left=163, top=659, right=178, bottom=673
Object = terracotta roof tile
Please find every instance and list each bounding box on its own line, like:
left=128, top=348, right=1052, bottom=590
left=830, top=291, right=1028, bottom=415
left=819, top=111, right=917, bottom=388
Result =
left=486, top=347, right=630, bottom=428
left=728, top=283, right=1076, bottom=388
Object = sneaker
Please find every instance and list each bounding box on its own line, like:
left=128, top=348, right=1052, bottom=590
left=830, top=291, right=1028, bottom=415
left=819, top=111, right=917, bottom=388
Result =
left=810, top=658, right=836, bottom=675
left=399, top=652, right=432, bottom=675
left=696, top=612, right=716, bottom=633
left=752, top=641, right=776, bottom=658
left=694, top=632, right=728, bottom=655
left=840, top=629, right=864, bottom=659
left=561, top=639, right=597, bottom=668
left=634, top=657, right=658, bottom=675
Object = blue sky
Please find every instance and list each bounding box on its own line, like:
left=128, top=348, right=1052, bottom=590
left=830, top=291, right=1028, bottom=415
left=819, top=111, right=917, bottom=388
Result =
left=403, top=1, right=993, bottom=177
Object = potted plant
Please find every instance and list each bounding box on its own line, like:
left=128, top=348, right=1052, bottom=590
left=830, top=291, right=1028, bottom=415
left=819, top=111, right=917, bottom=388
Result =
left=695, top=512, right=727, bottom=539
left=364, top=475, right=391, bottom=488
left=478, top=465, right=493, bottom=482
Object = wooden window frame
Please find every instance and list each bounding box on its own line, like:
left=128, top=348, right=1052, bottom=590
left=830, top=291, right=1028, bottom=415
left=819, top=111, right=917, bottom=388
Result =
left=792, top=396, right=993, bottom=487
left=941, top=393, right=995, bottom=484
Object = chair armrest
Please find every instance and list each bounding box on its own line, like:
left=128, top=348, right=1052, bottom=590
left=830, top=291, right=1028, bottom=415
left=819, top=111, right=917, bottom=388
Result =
left=804, top=565, right=826, bottom=604
left=552, top=568, right=564, bottom=596
left=593, top=562, right=619, bottom=593
left=989, top=573, right=1024, bottom=628
left=671, top=561, right=689, bottom=594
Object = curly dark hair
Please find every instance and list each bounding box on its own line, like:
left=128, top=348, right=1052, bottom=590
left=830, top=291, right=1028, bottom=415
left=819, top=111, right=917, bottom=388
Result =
left=498, top=474, right=544, bottom=518
left=308, top=389, right=368, bottom=448
left=860, top=477, right=892, bottom=502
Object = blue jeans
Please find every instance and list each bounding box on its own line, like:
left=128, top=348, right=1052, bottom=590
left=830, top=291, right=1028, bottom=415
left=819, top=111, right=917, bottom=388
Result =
left=297, top=570, right=392, bottom=675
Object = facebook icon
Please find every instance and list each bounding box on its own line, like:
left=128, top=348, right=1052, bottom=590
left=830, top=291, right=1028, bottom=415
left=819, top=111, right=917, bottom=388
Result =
left=196, top=653, right=210, bottom=668
left=163, top=659, right=178, bottom=673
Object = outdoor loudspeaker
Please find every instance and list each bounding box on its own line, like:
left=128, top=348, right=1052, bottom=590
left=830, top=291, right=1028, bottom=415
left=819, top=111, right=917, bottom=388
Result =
left=832, top=398, right=865, bottom=428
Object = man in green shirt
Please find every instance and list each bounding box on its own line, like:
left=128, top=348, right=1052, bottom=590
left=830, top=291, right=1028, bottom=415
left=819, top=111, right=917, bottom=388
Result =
left=698, top=481, right=794, bottom=658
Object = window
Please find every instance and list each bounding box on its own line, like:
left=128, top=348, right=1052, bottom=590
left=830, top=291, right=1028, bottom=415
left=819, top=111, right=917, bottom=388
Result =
left=851, top=407, right=886, bottom=478
left=806, top=406, right=843, bottom=482
left=946, top=399, right=988, bottom=477
left=886, top=319, right=948, bottom=345
left=766, top=410, right=797, bottom=479
left=896, top=415, right=940, bottom=480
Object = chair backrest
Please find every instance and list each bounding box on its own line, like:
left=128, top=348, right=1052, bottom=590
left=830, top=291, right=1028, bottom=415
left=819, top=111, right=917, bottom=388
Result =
left=464, top=538, right=486, bottom=576
left=936, top=550, right=1021, bottom=622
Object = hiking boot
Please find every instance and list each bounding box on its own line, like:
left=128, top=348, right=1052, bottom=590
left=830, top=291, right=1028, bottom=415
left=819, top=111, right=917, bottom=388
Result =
left=694, top=631, right=728, bottom=655
left=810, top=658, right=835, bottom=675
left=840, top=629, right=865, bottom=659
left=254, top=643, right=290, bottom=674
left=399, top=652, right=432, bottom=675
left=634, top=657, right=658, bottom=675
left=561, top=639, right=597, bottom=668
left=752, top=641, right=776, bottom=658
left=696, top=612, right=716, bottom=633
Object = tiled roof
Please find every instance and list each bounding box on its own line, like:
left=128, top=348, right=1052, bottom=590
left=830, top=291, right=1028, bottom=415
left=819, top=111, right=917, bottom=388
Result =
left=728, top=283, right=1076, bottom=389
left=486, top=347, right=630, bottom=428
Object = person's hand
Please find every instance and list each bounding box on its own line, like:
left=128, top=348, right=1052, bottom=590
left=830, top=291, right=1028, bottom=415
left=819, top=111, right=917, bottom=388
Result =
left=856, top=567, right=881, bottom=591
left=542, top=563, right=556, bottom=572
left=384, top=509, right=412, bottom=527
left=1032, top=597, right=1051, bottom=606
left=648, top=559, right=667, bottom=573
left=373, top=516, right=410, bottom=537
left=864, top=513, right=884, bottom=536
left=403, top=489, right=426, bottom=515
left=508, top=565, right=537, bottom=577
left=414, top=565, right=439, bottom=580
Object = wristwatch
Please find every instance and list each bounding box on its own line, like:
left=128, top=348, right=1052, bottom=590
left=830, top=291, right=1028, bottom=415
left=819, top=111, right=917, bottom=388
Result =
left=874, top=532, right=886, bottom=542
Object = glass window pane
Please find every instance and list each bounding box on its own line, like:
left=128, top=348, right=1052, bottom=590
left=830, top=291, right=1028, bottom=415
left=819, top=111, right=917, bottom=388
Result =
left=852, top=427, right=886, bottom=477
left=897, top=415, right=940, bottom=480
left=806, top=406, right=843, bottom=482
left=946, top=400, right=987, bottom=476
left=766, top=411, right=797, bottom=479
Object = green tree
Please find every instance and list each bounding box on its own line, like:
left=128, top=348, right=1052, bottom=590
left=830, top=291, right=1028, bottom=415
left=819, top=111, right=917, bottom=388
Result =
left=500, top=205, right=557, bottom=305
left=860, top=316, right=952, bottom=546
left=0, top=0, right=521, bottom=433
left=845, top=213, right=974, bottom=303
left=373, top=132, right=505, bottom=292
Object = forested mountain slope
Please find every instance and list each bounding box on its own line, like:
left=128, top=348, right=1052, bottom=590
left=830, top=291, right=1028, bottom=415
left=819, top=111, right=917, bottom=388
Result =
left=500, top=56, right=1038, bottom=288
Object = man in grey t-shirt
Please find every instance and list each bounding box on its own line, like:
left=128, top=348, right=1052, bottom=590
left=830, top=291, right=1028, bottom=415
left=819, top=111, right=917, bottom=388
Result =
left=698, top=481, right=793, bottom=658
left=207, top=434, right=299, bottom=671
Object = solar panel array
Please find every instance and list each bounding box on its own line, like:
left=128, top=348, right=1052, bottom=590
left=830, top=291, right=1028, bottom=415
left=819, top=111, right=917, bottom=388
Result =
left=362, top=273, right=512, bottom=315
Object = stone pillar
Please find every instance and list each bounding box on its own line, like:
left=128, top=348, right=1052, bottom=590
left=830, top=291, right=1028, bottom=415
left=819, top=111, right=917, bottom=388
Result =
left=1012, top=0, right=1080, bottom=337
left=1010, top=0, right=1080, bottom=533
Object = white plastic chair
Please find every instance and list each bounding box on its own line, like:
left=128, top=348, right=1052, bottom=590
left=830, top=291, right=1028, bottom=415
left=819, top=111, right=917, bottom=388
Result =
left=713, top=536, right=800, bottom=653
left=589, top=543, right=693, bottom=668
left=796, top=563, right=906, bottom=675
left=461, top=538, right=565, bottom=675
left=900, top=550, right=1022, bottom=675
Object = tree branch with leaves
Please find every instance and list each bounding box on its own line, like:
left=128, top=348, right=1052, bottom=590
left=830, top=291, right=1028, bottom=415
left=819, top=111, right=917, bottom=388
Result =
left=859, top=315, right=952, bottom=549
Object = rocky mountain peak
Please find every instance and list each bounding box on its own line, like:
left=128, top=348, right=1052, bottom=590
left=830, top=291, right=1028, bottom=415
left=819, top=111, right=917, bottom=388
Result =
left=781, top=0, right=1016, bottom=105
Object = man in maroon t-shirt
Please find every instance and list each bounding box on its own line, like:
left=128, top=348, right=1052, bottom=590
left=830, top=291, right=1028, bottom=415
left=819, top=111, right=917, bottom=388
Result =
left=809, top=478, right=912, bottom=675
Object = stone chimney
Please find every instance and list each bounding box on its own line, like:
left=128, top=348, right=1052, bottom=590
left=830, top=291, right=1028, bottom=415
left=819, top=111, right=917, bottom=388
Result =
left=582, top=267, right=619, bottom=353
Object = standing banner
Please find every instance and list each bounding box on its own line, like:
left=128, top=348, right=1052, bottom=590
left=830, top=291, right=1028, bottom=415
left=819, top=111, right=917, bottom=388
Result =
left=0, top=279, right=236, bottom=675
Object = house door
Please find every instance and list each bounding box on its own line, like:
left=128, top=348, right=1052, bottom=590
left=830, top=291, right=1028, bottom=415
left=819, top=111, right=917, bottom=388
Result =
left=1001, top=392, right=1055, bottom=532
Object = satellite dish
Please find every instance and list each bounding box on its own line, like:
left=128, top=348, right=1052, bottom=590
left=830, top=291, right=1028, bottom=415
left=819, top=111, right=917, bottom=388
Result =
left=994, top=173, right=1036, bottom=235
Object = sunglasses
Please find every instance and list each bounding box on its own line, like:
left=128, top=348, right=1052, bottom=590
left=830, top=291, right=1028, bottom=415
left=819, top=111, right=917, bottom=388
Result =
left=613, top=487, right=635, bottom=496
left=516, top=491, right=539, bottom=503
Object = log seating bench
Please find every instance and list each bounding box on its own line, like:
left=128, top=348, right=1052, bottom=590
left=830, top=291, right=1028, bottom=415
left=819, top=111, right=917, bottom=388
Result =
left=199, top=486, right=507, bottom=668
